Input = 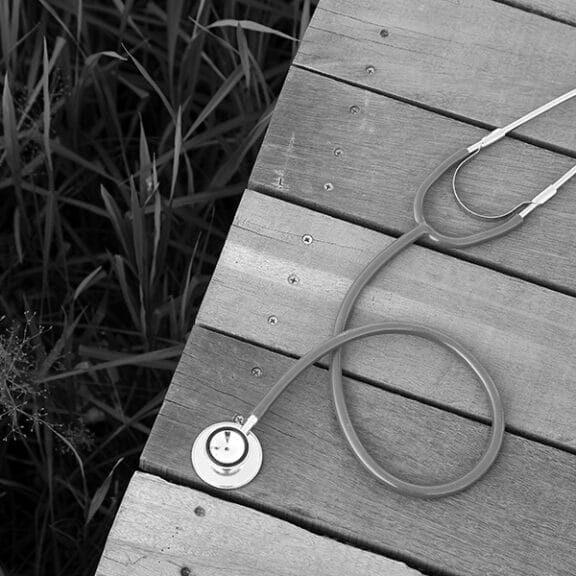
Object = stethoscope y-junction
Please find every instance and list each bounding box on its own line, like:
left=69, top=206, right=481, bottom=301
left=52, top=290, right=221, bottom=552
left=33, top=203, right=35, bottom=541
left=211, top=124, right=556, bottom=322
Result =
left=192, top=88, right=576, bottom=497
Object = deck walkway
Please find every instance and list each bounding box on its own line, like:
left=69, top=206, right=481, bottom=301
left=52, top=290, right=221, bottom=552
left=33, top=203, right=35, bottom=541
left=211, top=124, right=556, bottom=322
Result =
left=96, top=1, right=576, bottom=575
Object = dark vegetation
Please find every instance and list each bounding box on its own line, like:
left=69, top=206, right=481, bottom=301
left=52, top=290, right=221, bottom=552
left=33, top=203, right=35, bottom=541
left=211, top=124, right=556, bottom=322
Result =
left=0, top=1, right=314, bottom=574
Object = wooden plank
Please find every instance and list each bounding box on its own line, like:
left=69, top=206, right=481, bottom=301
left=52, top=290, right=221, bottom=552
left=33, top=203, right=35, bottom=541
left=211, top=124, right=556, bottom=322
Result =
left=249, top=66, right=576, bottom=292
left=295, top=0, right=576, bottom=153
left=141, top=326, right=576, bottom=576
left=197, top=190, right=576, bottom=451
left=96, top=472, right=422, bottom=576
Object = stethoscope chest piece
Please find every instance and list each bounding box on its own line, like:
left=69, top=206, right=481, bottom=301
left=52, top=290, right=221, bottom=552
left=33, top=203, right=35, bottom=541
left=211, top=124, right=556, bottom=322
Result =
left=191, top=421, right=262, bottom=489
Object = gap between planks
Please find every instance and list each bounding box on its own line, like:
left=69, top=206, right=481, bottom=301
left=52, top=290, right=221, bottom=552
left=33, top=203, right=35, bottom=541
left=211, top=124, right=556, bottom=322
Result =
left=197, top=190, right=576, bottom=453
left=249, top=66, right=576, bottom=294
left=96, top=472, right=425, bottom=576
left=295, top=0, right=576, bottom=154
left=291, top=61, right=576, bottom=160
left=493, top=0, right=576, bottom=26
left=141, top=325, right=576, bottom=576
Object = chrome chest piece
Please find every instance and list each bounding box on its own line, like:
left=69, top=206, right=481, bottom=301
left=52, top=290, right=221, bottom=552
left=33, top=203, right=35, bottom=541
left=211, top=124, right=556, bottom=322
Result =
left=191, top=420, right=262, bottom=489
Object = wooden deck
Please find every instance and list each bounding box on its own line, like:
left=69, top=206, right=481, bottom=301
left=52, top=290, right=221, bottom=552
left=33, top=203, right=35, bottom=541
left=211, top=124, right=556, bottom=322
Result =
left=96, top=1, right=576, bottom=575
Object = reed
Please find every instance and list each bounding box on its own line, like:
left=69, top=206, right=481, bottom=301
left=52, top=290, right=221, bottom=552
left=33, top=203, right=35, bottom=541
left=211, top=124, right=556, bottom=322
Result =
left=0, top=1, right=314, bottom=574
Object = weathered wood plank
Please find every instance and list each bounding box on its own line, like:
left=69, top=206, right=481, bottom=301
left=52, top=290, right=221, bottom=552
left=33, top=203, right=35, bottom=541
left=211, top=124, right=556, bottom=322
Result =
left=295, top=0, right=576, bottom=153
left=96, top=472, right=422, bottom=576
left=141, top=326, right=576, bottom=576
left=249, top=66, right=576, bottom=291
left=196, top=190, right=576, bottom=451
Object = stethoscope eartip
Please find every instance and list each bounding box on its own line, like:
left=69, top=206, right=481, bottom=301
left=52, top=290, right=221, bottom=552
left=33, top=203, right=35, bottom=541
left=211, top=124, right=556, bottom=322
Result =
left=191, top=421, right=263, bottom=489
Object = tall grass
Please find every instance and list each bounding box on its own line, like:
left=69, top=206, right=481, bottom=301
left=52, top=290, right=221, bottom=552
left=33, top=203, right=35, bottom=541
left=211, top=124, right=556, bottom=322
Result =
left=0, top=1, right=314, bottom=574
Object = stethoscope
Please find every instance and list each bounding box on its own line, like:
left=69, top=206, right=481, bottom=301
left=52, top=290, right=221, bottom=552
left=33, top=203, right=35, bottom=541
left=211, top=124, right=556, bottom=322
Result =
left=192, top=87, right=576, bottom=497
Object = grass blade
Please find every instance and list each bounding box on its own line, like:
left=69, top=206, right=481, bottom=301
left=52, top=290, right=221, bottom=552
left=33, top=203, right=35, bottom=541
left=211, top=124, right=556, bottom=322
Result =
left=166, top=185, right=244, bottom=210
left=73, top=266, right=106, bottom=302
left=0, top=1, right=10, bottom=68
left=37, top=0, right=82, bottom=50
left=39, top=344, right=184, bottom=383
left=207, top=19, right=298, bottom=42
left=2, top=73, right=21, bottom=177
left=236, top=23, right=251, bottom=89
left=13, top=206, right=23, bottom=264
left=37, top=312, right=82, bottom=379
left=166, top=0, right=185, bottom=90
left=183, top=66, right=244, bottom=140
left=210, top=102, right=275, bottom=188
left=149, top=188, right=162, bottom=292
left=42, top=37, right=54, bottom=182
left=76, top=0, right=83, bottom=43
left=101, top=185, right=130, bottom=257
left=111, top=0, right=146, bottom=41
left=179, top=253, right=196, bottom=335
left=17, top=180, right=108, bottom=217
left=43, top=421, right=87, bottom=494
left=41, top=38, right=57, bottom=299
left=111, top=254, right=140, bottom=332
left=17, top=35, right=66, bottom=131
left=79, top=393, right=150, bottom=435
left=51, top=140, right=115, bottom=181
left=84, top=50, right=127, bottom=68
left=138, top=120, right=152, bottom=202
left=79, top=346, right=179, bottom=371
left=169, top=105, right=182, bottom=202
left=124, top=46, right=174, bottom=118
left=130, top=179, right=147, bottom=297
left=85, top=458, right=124, bottom=526
left=0, top=0, right=21, bottom=69
left=192, top=0, right=208, bottom=40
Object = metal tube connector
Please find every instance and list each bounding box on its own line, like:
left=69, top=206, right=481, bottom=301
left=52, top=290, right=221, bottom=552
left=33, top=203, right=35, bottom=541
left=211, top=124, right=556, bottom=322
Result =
left=241, top=414, right=258, bottom=434
left=468, top=86, right=576, bottom=154
left=467, top=128, right=508, bottom=153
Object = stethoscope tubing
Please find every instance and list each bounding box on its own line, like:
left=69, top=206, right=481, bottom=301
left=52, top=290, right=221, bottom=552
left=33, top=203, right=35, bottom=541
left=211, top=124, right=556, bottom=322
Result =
left=328, top=217, right=506, bottom=497
left=251, top=321, right=505, bottom=497
left=198, top=86, right=576, bottom=497
left=249, top=220, right=507, bottom=497
left=413, top=147, right=525, bottom=247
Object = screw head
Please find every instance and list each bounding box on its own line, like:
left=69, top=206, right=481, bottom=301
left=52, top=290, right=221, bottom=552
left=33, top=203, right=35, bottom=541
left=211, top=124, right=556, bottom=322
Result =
left=365, top=65, right=376, bottom=75
left=380, top=28, right=389, bottom=38
left=333, top=147, right=343, bottom=157
left=323, top=182, right=334, bottom=191
left=301, top=234, right=313, bottom=245
left=287, top=274, right=299, bottom=285
left=251, top=366, right=263, bottom=377
left=349, top=105, right=360, bottom=114
left=267, top=315, right=278, bottom=325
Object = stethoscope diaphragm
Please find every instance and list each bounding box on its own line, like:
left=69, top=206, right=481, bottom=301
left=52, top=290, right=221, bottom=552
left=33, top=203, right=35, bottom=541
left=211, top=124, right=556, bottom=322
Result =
left=191, top=421, right=262, bottom=489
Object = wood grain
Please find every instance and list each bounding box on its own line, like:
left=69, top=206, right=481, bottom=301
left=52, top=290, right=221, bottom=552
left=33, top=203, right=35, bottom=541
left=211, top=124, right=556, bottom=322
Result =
left=295, top=0, right=576, bottom=153
left=249, top=66, right=576, bottom=292
left=96, top=472, right=423, bottom=576
left=197, top=190, right=576, bottom=450
left=141, top=326, right=576, bottom=576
